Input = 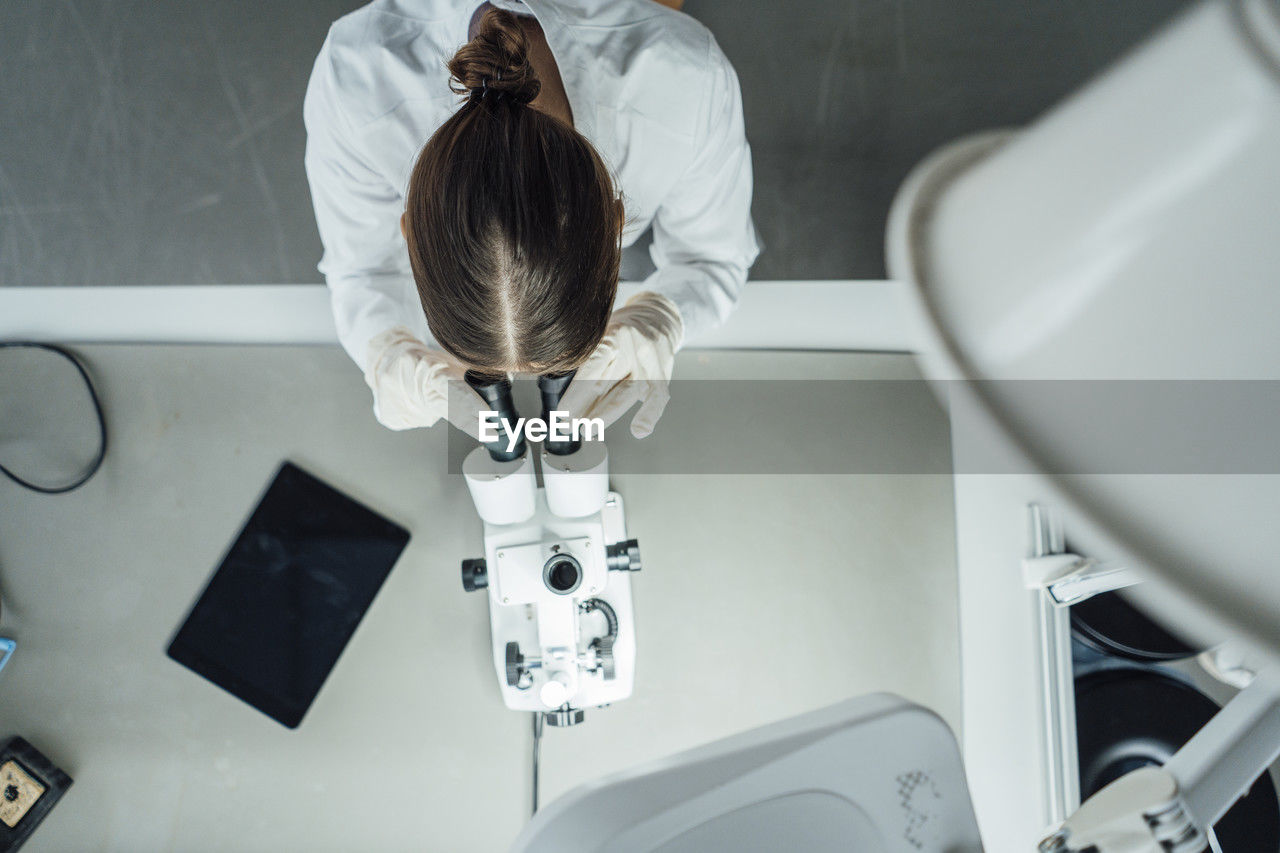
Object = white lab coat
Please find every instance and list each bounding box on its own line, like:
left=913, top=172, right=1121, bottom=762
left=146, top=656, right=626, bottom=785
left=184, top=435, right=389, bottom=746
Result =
left=303, top=0, right=759, bottom=370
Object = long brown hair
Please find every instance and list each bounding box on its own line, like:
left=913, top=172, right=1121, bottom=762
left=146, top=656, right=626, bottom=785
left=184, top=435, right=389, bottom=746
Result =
left=405, top=8, right=622, bottom=375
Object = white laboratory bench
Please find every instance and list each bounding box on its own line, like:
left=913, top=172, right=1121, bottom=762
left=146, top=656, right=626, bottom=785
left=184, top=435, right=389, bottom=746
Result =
left=0, top=328, right=964, bottom=852
left=0, top=281, right=911, bottom=352
left=950, top=473, right=1066, bottom=851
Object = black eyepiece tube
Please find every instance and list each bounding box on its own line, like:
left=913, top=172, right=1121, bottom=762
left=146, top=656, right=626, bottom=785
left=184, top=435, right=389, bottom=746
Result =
left=538, top=370, right=579, bottom=456
left=465, top=370, right=525, bottom=462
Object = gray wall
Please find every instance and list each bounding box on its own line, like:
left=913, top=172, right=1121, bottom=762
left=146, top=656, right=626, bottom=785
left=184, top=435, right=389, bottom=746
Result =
left=1, top=0, right=1190, bottom=287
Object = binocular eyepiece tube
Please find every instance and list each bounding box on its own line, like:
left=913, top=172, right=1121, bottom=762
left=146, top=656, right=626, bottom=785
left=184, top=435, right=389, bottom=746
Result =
left=538, top=371, right=580, bottom=456
left=466, top=370, right=525, bottom=462
left=462, top=369, right=608, bottom=524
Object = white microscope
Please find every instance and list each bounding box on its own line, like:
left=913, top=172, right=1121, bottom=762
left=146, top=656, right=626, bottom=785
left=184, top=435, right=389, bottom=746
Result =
left=457, top=371, right=640, bottom=728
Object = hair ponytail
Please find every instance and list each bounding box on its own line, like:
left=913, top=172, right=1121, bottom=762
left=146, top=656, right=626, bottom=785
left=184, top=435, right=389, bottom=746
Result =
left=448, top=8, right=541, bottom=104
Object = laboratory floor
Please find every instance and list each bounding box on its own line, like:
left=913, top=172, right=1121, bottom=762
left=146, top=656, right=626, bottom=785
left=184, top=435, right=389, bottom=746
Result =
left=0, top=346, right=960, bottom=852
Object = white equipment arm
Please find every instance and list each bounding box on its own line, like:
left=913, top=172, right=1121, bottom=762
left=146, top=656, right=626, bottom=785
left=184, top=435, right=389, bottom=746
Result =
left=1041, top=669, right=1280, bottom=853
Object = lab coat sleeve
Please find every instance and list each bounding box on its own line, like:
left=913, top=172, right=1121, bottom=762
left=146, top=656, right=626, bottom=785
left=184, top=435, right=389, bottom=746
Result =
left=303, top=41, right=425, bottom=371
left=642, top=38, right=760, bottom=346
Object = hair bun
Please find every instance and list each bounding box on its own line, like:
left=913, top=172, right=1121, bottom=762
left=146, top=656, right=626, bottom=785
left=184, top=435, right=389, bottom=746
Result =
left=448, top=8, right=541, bottom=105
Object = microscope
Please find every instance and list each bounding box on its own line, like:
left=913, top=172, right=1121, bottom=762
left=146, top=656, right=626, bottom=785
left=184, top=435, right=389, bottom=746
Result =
left=458, top=371, right=640, bottom=727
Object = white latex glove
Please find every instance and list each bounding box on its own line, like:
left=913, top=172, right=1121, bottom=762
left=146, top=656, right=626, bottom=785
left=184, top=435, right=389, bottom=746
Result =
left=363, top=326, right=487, bottom=439
left=559, top=291, right=684, bottom=439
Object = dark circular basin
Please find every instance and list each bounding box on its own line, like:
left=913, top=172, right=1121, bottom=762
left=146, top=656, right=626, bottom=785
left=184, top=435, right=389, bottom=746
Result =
left=1071, top=590, right=1201, bottom=663
left=1076, top=667, right=1279, bottom=851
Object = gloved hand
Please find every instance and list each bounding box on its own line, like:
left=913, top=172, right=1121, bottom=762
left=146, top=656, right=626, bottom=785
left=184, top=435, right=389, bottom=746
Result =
left=363, top=326, right=488, bottom=439
left=559, top=291, right=684, bottom=439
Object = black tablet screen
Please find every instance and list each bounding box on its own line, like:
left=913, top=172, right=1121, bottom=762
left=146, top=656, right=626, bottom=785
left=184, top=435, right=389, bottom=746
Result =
left=167, top=462, right=410, bottom=728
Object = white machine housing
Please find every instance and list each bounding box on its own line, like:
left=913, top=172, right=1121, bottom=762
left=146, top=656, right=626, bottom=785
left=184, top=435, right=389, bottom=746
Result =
left=511, top=694, right=984, bottom=853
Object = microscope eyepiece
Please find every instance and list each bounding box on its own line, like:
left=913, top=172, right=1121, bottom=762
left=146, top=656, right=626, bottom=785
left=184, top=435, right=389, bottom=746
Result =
left=464, top=370, right=511, bottom=404
left=465, top=370, right=526, bottom=462
left=538, top=370, right=580, bottom=456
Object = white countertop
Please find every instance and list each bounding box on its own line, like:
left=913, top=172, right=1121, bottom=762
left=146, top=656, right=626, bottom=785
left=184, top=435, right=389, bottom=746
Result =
left=951, top=472, right=1062, bottom=850
left=0, top=281, right=916, bottom=352
left=0, top=344, right=962, bottom=852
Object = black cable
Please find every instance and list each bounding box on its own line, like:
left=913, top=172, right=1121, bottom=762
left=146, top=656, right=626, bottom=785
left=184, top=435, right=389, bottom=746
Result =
left=581, top=598, right=619, bottom=642
left=0, top=342, right=108, bottom=494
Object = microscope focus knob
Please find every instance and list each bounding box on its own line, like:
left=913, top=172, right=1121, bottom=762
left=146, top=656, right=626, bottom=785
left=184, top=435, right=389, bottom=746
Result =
left=606, top=539, right=641, bottom=572
left=461, top=558, right=488, bottom=592
left=505, top=642, right=525, bottom=687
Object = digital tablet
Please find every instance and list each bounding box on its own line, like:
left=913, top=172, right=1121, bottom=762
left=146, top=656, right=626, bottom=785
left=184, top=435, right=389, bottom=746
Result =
left=167, top=462, right=410, bottom=728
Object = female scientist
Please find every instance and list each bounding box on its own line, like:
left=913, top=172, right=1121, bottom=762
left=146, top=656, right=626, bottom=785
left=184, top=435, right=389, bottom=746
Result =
left=304, top=0, right=757, bottom=438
